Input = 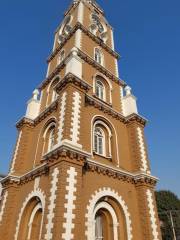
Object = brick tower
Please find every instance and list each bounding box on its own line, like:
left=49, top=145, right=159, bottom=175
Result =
left=0, top=0, right=162, bottom=239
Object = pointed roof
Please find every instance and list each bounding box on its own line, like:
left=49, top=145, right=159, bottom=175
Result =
left=73, top=0, right=104, bottom=14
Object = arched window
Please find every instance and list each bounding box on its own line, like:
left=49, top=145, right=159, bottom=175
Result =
left=95, top=80, right=105, bottom=100
left=94, top=201, right=119, bottom=240
left=57, top=50, right=65, bottom=65
left=95, top=213, right=104, bottom=240
left=93, top=119, right=114, bottom=160
left=94, top=127, right=105, bottom=155
left=51, top=89, right=58, bottom=103
left=94, top=48, right=103, bottom=65
left=17, top=197, right=43, bottom=240
left=46, top=78, right=60, bottom=106
left=43, top=122, right=56, bottom=154
left=48, top=127, right=55, bottom=152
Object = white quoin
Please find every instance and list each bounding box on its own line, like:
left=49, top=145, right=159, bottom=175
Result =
left=26, top=89, right=40, bottom=120
left=65, top=48, right=83, bottom=78
left=122, top=86, right=138, bottom=116
left=0, top=182, right=2, bottom=200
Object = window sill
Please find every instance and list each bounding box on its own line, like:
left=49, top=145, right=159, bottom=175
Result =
left=93, top=151, right=112, bottom=160
left=93, top=94, right=112, bottom=107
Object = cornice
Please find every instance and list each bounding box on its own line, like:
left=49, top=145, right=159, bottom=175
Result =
left=77, top=49, right=125, bottom=86
left=34, top=100, right=58, bottom=125
left=39, top=61, right=66, bottom=90
left=1, top=147, right=156, bottom=188
left=1, top=164, right=49, bottom=187
left=41, top=47, right=125, bottom=91
left=85, top=94, right=125, bottom=122
left=16, top=100, right=58, bottom=130
left=42, top=143, right=91, bottom=164
left=16, top=117, right=35, bottom=129
left=85, top=94, right=147, bottom=126
left=55, top=73, right=92, bottom=93
left=126, top=113, right=147, bottom=126
left=64, top=1, right=78, bottom=17
left=49, top=22, right=119, bottom=63
left=86, top=160, right=158, bottom=186
left=19, top=165, right=49, bottom=185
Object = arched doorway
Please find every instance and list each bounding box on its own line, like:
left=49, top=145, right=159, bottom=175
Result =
left=17, top=197, right=43, bottom=240
left=86, top=188, right=133, bottom=240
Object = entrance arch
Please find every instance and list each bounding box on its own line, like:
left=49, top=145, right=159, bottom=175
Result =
left=15, top=190, right=45, bottom=240
left=85, top=187, right=133, bottom=240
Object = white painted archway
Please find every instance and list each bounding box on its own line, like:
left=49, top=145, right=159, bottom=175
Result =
left=85, top=187, right=133, bottom=240
left=14, top=189, right=45, bottom=240
left=93, top=201, right=119, bottom=240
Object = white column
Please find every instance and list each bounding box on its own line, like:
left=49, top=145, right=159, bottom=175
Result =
left=65, top=48, right=83, bottom=79
left=122, top=86, right=138, bottom=116
left=26, top=89, right=40, bottom=119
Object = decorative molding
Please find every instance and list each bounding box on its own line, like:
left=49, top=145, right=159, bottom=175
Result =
left=146, top=189, right=160, bottom=240
left=50, top=22, right=119, bottom=63
left=45, top=167, right=59, bottom=240
left=42, top=143, right=90, bottom=164
left=15, top=189, right=45, bottom=240
left=1, top=164, right=49, bottom=188
left=39, top=62, right=66, bottom=90
left=137, top=127, right=150, bottom=174
left=0, top=191, right=8, bottom=223
left=56, top=73, right=92, bottom=93
left=126, top=113, right=148, bottom=126
left=85, top=94, right=147, bottom=126
left=16, top=100, right=58, bottom=129
left=86, top=94, right=125, bottom=122
left=20, top=165, right=49, bottom=185
left=77, top=49, right=124, bottom=86
left=16, top=117, right=34, bottom=129
left=86, top=159, right=158, bottom=187
left=10, top=131, right=22, bottom=173
left=70, top=91, right=82, bottom=146
left=58, top=92, right=67, bottom=144
left=62, top=167, right=77, bottom=240
left=85, top=187, right=133, bottom=240
left=41, top=47, right=123, bottom=91
left=34, top=100, right=58, bottom=125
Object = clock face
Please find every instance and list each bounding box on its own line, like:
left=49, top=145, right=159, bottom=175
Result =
left=64, top=15, right=71, bottom=26
left=92, top=13, right=104, bottom=33
left=97, top=22, right=104, bottom=33
left=59, top=15, right=72, bottom=40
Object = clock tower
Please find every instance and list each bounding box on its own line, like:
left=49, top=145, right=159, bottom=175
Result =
left=0, top=1, right=162, bottom=240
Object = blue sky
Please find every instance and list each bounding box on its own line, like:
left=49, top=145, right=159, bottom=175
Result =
left=0, top=0, right=179, bottom=197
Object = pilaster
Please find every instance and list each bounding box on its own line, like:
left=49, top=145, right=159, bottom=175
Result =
left=0, top=186, right=19, bottom=240
left=136, top=184, right=162, bottom=240
left=127, top=121, right=151, bottom=174
left=41, top=159, right=83, bottom=240
left=10, top=124, right=34, bottom=175
left=56, top=82, right=84, bottom=150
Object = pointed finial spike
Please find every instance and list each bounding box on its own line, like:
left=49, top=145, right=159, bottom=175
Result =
left=125, top=86, right=132, bottom=96
left=32, top=89, right=39, bottom=100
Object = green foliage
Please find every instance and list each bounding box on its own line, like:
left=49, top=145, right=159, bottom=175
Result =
left=156, top=191, right=180, bottom=240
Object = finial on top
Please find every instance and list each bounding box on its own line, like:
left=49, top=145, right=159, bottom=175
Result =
left=125, top=86, right=132, bottom=96
left=32, top=89, right=39, bottom=101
